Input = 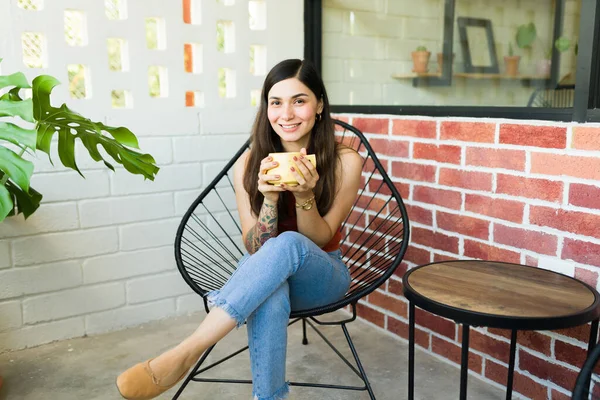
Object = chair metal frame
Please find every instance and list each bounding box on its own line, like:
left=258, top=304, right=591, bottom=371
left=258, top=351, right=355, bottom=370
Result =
left=172, top=119, right=410, bottom=400
left=573, top=341, right=600, bottom=400
left=527, top=84, right=576, bottom=108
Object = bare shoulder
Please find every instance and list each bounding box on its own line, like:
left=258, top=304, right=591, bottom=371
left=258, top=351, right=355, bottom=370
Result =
left=234, top=150, right=250, bottom=175
left=337, top=145, right=363, bottom=173
left=233, top=150, right=251, bottom=187
left=236, top=150, right=250, bottom=169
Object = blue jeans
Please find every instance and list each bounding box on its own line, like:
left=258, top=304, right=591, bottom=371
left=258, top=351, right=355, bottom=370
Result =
left=206, top=231, right=351, bottom=400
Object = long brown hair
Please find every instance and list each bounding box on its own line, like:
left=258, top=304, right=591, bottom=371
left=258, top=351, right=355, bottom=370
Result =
left=243, top=59, right=340, bottom=218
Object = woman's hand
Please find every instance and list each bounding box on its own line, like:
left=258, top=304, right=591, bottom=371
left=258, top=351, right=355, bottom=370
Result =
left=282, top=148, right=319, bottom=201
left=258, top=156, right=285, bottom=204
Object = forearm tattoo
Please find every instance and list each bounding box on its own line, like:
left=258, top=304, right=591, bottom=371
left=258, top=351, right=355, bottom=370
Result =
left=245, top=201, right=278, bottom=253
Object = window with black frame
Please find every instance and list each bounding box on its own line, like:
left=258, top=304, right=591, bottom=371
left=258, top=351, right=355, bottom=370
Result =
left=318, top=0, right=581, bottom=111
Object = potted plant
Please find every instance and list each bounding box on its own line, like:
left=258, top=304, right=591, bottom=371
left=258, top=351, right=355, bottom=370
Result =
left=0, top=59, right=159, bottom=222
left=411, top=46, right=431, bottom=74
left=504, top=42, right=520, bottom=76
left=536, top=36, right=571, bottom=76
left=516, top=22, right=571, bottom=77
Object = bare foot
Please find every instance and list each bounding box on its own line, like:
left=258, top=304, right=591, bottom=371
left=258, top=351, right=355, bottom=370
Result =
left=148, top=348, right=191, bottom=386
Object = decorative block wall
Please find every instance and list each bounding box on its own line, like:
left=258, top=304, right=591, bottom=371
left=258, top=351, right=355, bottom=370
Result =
left=337, top=113, right=600, bottom=399
left=0, top=0, right=303, bottom=352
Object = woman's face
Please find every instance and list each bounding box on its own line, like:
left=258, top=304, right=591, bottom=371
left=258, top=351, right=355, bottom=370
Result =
left=267, top=78, right=323, bottom=149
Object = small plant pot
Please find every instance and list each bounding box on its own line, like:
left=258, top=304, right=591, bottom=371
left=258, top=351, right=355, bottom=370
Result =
left=437, top=52, right=455, bottom=73
left=536, top=59, right=552, bottom=77
left=504, top=55, right=521, bottom=76
left=411, top=51, right=431, bottom=73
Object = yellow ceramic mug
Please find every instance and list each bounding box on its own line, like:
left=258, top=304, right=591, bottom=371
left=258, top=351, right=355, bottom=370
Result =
left=267, top=152, right=317, bottom=186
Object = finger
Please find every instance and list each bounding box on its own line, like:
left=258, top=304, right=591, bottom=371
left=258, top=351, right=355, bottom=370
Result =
left=260, top=161, right=279, bottom=170
left=291, top=157, right=311, bottom=179
left=260, top=174, right=281, bottom=183
left=298, top=154, right=315, bottom=171
left=300, top=148, right=307, bottom=156
left=259, top=184, right=285, bottom=192
left=259, top=161, right=279, bottom=176
left=289, top=165, right=307, bottom=186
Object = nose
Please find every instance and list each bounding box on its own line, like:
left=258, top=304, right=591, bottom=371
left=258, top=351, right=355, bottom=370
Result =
left=282, top=103, right=294, bottom=120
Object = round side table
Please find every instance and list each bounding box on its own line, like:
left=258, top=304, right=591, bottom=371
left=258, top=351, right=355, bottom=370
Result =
left=403, top=260, right=600, bottom=400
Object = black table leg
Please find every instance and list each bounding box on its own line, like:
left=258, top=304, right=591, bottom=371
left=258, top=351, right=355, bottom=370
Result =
left=506, top=330, right=517, bottom=400
left=584, top=319, right=599, bottom=394
left=460, top=325, right=470, bottom=400
left=409, top=302, right=415, bottom=400
left=587, top=319, right=598, bottom=355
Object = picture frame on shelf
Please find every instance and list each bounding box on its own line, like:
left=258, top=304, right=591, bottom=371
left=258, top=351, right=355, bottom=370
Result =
left=457, top=17, right=500, bottom=74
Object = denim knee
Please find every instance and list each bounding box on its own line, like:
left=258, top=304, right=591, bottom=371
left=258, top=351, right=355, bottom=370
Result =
left=267, top=231, right=309, bottom=255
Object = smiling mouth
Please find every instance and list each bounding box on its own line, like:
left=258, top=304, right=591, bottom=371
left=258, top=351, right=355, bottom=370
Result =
left=280, top=123, right=301, bottom=129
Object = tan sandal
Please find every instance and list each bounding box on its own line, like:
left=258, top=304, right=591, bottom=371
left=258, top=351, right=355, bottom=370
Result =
left=116, top=358, right=188, bottom=400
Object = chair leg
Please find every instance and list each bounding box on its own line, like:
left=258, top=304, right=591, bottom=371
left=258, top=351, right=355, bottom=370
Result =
left=341, top=323, right=376, bottom=400
left=302, top=318, right=309, bottom=345
left=172, top=344, right=216, bottom=400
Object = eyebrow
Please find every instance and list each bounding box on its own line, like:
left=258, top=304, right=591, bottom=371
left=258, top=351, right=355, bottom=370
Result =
left=268, top=93, right=309, bottom=100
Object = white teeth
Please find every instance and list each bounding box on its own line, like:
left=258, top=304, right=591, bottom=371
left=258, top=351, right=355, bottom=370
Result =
left=282, top=123, right=300, bottom=128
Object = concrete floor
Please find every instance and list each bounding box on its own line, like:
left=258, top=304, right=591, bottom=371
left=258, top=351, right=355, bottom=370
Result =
left=0, top=312, right=505, bottom=400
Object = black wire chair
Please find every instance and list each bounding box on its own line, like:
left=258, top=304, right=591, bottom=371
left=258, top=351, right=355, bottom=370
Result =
left=172, top=119, right=410, bottom=399
left=573, top=343, right=600, bottom=399
left=527, top=84, right=576, bottom=108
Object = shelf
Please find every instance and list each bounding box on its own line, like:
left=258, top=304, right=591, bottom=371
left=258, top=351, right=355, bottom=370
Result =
left=453, top=73, right=550, bottom=80
left=391, top=72, right=550, bottom=80
left=391, top=72, right=442, bottom=79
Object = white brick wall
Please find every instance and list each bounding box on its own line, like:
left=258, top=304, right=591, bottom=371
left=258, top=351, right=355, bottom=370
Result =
left=23, top=283, right=126, bottom=324
left=0, top=260, right=82, bottom=300
left=0, top=318, right=85, bottom=353
left=85, top=298, right=176, bottom=335
left=0, top=301, right=22, bottom=332
left=0, top=241, right=11, bottom=269
left=0, top=0, right=304, bottom=352
left=0, top=203, right=79, bottom=238
left=12, top=227, right=120, bottom=266
left=119, top=218, right=181, bottom=251
left=83, top=246, right=175, bottom=284
left=126, top=272, right=193, bottom=304
left=79, top=193, right=175, bottom=228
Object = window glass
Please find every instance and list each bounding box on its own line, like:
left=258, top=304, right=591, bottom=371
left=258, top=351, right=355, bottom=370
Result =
left=322, top=0, right=581, bottom=108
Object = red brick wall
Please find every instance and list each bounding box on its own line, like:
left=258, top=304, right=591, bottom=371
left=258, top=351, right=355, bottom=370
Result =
left=339, top=114, right=600, bottom=399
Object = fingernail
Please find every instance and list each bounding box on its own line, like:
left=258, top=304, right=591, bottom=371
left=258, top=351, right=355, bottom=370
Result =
left=268, top=157, right=272, bottom=161
left=276, top=175, right=280, bottom=178
left=290, top=167, right=295, bottom=172
left=293, top=156, right=298, bottom=161
left=300, top=155, right=304, bottom=159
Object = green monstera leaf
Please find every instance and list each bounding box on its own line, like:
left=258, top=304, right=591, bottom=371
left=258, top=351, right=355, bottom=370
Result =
left=0, top=71, right=38, bottom=221
left=0, top=72, right=31, bottom=91
left=32, top=75, right=159, bottom=179
left=0, top=65, right=158, bottom=223
left=2, top=178, right=42, bottom=219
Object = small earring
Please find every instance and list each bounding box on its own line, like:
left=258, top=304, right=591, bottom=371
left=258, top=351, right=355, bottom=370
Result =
left=316, top=113, right=322, bottom=121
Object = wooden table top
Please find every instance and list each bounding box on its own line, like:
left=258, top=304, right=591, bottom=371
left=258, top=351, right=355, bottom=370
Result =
left=403, top=260, right=600, bottom=329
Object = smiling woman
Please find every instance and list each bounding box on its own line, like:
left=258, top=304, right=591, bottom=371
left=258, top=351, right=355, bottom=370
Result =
left=116, top=59, right=364, bottom=400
